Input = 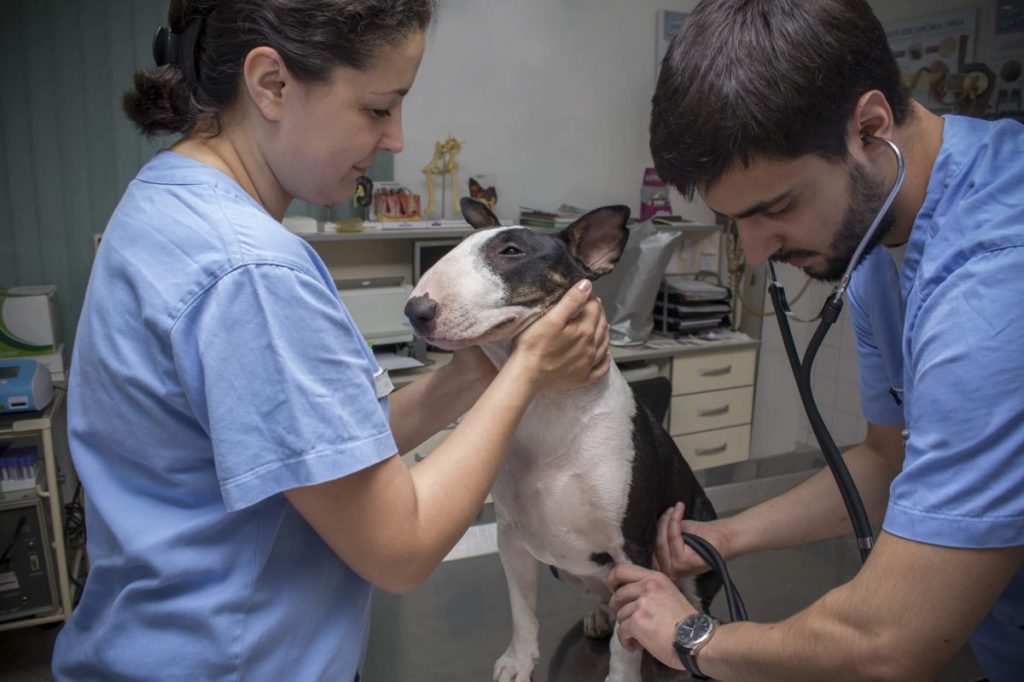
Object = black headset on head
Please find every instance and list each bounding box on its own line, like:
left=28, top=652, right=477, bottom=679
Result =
left=152, top=14, right=206, bottom=90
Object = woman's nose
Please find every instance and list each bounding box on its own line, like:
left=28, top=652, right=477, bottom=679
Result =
left=381, top=108, right=404, bottom=154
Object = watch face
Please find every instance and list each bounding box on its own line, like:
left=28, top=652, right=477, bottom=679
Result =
left=676, top=614, right=714, bottom=648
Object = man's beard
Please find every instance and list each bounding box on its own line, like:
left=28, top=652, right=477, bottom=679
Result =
left=776, top=161, right=896, bottom=282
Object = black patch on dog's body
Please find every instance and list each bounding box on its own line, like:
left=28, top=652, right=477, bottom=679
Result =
left=622, top=401, right=722, bottom=613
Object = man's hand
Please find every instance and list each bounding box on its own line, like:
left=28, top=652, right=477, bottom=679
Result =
left=606, top=563, right=696, bottom=670
left=654, top=502, right=733, bottom=581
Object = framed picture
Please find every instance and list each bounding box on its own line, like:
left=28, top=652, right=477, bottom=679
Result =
left=656, top=10, right=689, bottom=81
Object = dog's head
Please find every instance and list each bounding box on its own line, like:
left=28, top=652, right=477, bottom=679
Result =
left=404, top=198, right=630, bottom=350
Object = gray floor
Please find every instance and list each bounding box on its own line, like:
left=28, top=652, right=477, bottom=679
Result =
left=0, top=453, right=986, bottom=681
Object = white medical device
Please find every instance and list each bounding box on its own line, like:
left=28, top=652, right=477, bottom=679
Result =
left=0, top=359, right=54, bottom=415
left=337, top=285, right=415, bottom=346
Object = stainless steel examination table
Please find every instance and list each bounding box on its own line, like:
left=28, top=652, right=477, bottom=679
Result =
left=364, top=453, right=984, bottom=681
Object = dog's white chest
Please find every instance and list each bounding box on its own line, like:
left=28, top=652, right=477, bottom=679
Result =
left=491, top=373, right=637, bottom=577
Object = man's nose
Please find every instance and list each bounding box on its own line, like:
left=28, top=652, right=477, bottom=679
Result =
left=737, top=221, right=781, bottom=266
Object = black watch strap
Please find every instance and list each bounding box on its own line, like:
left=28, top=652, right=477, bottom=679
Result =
left=674, top=642, right=710, bottom=680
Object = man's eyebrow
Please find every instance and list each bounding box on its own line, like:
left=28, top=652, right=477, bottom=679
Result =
left=372, top=88, right=410, bottom=96
left=731, top=190, right=792, bottom=220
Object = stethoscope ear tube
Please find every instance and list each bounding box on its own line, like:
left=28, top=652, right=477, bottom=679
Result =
left=768, top=268, right=875, bottom=563
left=672, top=136, right=903, bottom=624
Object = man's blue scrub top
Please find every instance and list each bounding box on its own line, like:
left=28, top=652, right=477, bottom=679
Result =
left=847, top=115, right=1024, bottom=681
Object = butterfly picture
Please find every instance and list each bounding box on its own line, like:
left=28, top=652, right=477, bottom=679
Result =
left=468, top=176, right=498, bottom=211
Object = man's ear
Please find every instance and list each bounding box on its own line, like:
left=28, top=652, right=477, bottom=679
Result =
left=560, top=205, right=631, bottom=277
left=460, top=197, right=502, bottom=229
left=242, top=46, right=290, bottom=122
left=849, top=90, right=896, bottom=153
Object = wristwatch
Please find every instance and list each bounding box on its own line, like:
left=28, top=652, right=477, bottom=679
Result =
left=673, top=612, right=718, bottom=680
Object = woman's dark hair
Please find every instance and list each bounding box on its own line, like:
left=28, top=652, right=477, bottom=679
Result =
left=124, top=0, right=435, bottom=137
left=650, top=0, right=912, bottom=197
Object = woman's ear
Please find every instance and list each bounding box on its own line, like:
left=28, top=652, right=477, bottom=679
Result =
left=242, top=46, right=290, bottom=122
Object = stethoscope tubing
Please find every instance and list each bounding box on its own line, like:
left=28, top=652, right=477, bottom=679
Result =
left=767, top=135, right=907, bottom=563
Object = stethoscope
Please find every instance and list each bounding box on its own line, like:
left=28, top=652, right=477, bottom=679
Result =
left=767, top=133, right=907, bottom=563
left=683, top=134, right=906, bottom=622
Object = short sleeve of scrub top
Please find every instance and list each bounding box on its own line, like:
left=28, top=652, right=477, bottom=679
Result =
left=885, top=246, right=1024, bottom=547
left=170, top=261, right=397, bottom=511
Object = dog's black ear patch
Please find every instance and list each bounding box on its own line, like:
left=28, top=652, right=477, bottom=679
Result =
left=560, top=205, right=630, bottom=277
left=460, top=197, right=502, bottom=230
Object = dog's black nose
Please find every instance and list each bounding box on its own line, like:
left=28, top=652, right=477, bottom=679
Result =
left=404, top=295, right=438, bottom=333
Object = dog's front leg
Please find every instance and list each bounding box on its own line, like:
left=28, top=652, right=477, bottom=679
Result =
left=493, top=520, right=541, bottom=682
left=606, top=620, right=644, bottom=682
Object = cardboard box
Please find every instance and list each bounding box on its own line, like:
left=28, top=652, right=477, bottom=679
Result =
left=0, top=286, right=60, bottom=359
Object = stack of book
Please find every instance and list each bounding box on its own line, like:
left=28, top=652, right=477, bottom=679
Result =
left=518, top=205, right=586, bottom=230
left=653, top=278, right=732, bottom=336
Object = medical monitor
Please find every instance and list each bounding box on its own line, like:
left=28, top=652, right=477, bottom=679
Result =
left=412, top=239, right=462, bottom=284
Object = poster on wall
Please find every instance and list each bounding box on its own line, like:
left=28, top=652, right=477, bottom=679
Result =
left=987, top=1, right=1024, bottom=118
left=656, top=10, right=688, bottom=81
left=884, top=9, right=977, bottom=114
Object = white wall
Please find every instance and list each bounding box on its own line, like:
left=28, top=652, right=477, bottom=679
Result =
left=394, top=0, right=712, bottom=223
left=395, top=0, right=1000, bottom=459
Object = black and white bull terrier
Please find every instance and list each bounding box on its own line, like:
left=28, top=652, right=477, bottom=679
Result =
left=404, top=198, right=720, bottom=682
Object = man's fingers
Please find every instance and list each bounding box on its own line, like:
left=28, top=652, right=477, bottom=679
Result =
left=668, top=503, right=688, bottom=567
left=607, top=563, right=651, bottom=590
left=655, top=507, right=672, bottom=571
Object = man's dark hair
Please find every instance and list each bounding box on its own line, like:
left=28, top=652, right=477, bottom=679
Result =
left=650, top=0, right=912, bottom=197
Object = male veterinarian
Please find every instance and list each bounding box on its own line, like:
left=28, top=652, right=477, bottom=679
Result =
left=607, top=1, right=1024, bottom=681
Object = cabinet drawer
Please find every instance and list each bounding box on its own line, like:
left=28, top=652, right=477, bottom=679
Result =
left=671, top=349, right=756, bottom=395
left=670, top=386, right=753, bottom=436
left=400, top=428, right=453, bottom=469
left=673, top=425, right=750, bottom=471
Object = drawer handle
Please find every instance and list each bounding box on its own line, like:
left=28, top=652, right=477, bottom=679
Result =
left=697, top=405, right=730, bottom=417
left=695, top=443, right=728, bottom=457
left=698, top=364, right=732, bottom=377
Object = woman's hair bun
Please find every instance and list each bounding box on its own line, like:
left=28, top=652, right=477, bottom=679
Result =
left=122, top=66, right=196, bottom=137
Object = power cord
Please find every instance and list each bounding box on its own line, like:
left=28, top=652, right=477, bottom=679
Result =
left=724, top=218, right=814, bottom=322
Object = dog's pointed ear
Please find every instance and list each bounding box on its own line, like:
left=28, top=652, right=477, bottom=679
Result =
left=560, top=205, right=631, bottom=277
left=460, top=197, right=501, bottom=229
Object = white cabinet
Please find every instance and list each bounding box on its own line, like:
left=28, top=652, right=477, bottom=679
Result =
left=669, top=347, right=757, bottom=470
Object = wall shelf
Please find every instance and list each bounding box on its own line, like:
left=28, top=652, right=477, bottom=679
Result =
left=300, top=227, right=473, bottom=242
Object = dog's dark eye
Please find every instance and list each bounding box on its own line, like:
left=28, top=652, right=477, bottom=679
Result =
left=500, top=245, right=524, bottom=256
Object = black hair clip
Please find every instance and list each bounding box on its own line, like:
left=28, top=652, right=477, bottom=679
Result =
left=152, top=16, right=204, bottom=90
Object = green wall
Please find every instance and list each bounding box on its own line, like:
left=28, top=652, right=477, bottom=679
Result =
left=0, top=0, right=391, bottom=353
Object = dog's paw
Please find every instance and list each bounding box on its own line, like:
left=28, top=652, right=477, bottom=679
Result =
left=583, top=606, right=613, bottom=639
left=493, top=647, right=538, bottom=682
left=604, top=673, right=642, bottom=682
